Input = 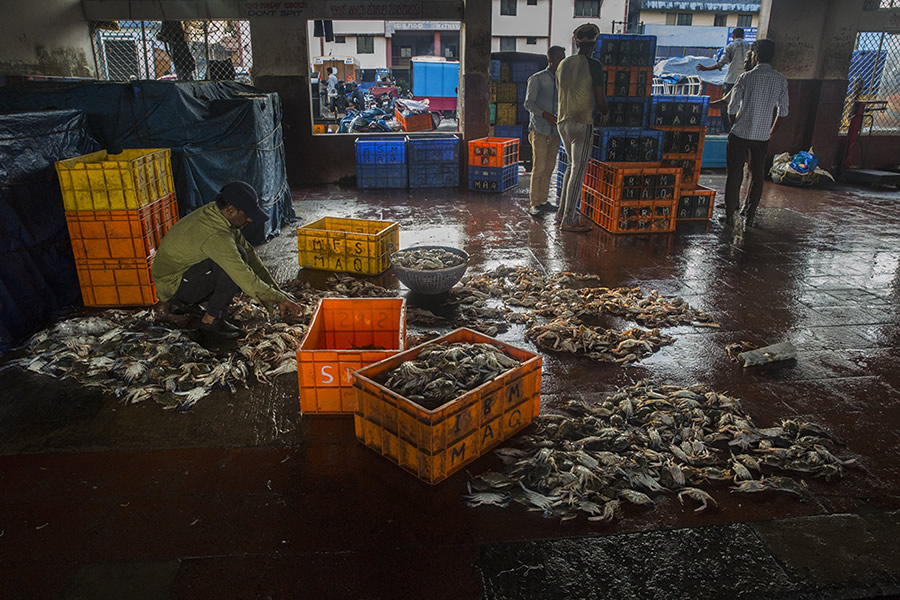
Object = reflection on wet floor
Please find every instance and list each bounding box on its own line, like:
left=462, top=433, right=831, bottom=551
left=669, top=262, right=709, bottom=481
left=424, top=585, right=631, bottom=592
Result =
left=2, top=174, right=900, bottom=598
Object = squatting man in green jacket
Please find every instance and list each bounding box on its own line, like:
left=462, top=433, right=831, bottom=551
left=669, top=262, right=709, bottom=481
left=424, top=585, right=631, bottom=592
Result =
left=152, top=181, right=301, bottom=339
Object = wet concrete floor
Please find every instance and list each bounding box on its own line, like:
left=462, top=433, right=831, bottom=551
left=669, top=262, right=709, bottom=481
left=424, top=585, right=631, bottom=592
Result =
left=2, top=171, right=900, bottom=599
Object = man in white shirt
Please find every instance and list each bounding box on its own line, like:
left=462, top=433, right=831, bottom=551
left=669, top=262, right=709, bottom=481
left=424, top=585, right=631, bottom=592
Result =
left=723, top=39, right=789, bottom=228
left=524, top=45, right=566, bottom=217
left=698, top=28, right=751, bottom=132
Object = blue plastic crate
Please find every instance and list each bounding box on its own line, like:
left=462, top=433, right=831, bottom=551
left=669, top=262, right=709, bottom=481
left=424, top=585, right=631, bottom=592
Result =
left=649, top=95, right=710, bottom=127
left=606, top=97, right=650, bottom=128
left=405, top=135, right=459, bottom=163
left=592, top=127, right=663, bottom=162
left=409, top=161, right=459, bottom=188
left=558, top=143, right=568, bottom=165
left=516, top=104, right=530, bottom=125
left=357, top=163, right=408, bottom=189
left=516, top=83, right=528, bottom=105
left=495, top=124, right=524, bottom=141
left=355, top=137, right=407, bottom=165
left=490, top=59, right=501, bottom=82
left=593, top=34, right=657, bottom=67
left=512, top=61, right=540, bottom=83
left=468, top=164, right=518, bottom=192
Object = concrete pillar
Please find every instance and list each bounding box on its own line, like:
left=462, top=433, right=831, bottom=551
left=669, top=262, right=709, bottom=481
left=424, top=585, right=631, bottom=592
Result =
left=760, top=0, right=866, bottom=169
left=461, top=0, right=492, bottom=144
left=387, top=38, right=392, bottom=70
left=434, top=31, right=442, bottom=57
left=250, top=18, right=313, bottom=186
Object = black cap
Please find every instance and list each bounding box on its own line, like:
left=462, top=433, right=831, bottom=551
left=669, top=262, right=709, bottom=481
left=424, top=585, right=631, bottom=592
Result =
left=221, top=181, right=267, bottom=223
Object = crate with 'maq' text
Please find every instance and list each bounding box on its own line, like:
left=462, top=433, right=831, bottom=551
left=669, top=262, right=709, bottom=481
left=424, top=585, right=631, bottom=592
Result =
left=352, top=328, right=542, bottom=485
left=297, top=298, right=407, bottom=414
left=297, top=217, right=399, bottom=275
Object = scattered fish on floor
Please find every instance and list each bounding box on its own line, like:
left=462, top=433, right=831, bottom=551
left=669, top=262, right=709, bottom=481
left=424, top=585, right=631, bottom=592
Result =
left=466, top=380, right=855, bottom=521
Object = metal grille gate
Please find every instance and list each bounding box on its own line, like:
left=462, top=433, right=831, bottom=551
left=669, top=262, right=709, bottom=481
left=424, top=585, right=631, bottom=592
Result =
left=841, top=30, right=900, bottom=134
left=92, top=20, right=253, bottom=82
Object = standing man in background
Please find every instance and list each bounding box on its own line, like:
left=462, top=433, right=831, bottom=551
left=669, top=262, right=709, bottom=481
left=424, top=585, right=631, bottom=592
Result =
left=556, top=23, right=608, bottom=233
left=698, top=28, right=751, bottom=132
left=524, top=45, right=566, bottom=218
left=723, top=39, right=789, bottom=228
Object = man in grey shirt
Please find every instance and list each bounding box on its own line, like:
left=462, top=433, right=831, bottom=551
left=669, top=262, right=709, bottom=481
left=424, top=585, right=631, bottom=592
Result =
left=524, top=46, right=566, bottom=217
left=698, top=28, right=751, bottom=132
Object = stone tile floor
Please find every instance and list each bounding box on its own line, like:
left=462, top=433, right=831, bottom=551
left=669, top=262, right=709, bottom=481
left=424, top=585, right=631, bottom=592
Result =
left=1, top=172, right=900, bottom=599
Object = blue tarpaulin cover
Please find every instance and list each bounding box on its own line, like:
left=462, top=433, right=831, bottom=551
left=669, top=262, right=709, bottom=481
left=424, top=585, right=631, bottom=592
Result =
left=654, top=56, right=726, bottom=86
left=0, top=81, right=294, bottom=246
left=0, top=109, right=98, bottom=354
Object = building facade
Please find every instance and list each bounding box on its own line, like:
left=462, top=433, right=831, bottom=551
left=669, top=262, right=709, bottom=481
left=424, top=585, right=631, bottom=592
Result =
left=306, top=0, right=629, bottom=83
left=638, top=1, right=761, bottom=60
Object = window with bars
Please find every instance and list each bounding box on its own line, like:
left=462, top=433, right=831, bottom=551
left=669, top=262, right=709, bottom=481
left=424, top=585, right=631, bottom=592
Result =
left=841, top=31, right=900, bottom=134
left=93, top=20, right=252, bottom=82
left=500, top=37, right=516, bottom=52
left=736, top=14, right=752, bottom=28
left=714, top=14, right=727, bottom=27
left=501, top=0, right=517, bottom=16
left=335, top=35, right=346, bottom=43
left=357, top=35, right=374, bottom=54
left=575, top=0, right=600, bottom=17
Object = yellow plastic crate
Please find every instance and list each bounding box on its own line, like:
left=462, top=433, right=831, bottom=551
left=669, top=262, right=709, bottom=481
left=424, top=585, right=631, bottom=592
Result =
left=297, top=217, right=399, bottom=275
left=55, top=149, right=175, bottom=211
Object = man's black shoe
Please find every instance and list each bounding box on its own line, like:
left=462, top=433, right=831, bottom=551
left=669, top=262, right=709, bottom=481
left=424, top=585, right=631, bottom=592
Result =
left=719, top=215, right=735, bottom=227
left=199, top=318, right=244, bottom=339
left=538, top=202, right=559, bottom=212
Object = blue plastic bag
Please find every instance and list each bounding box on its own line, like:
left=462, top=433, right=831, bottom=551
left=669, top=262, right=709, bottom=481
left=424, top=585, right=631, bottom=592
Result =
left=789, top=150, right=818, bottom=174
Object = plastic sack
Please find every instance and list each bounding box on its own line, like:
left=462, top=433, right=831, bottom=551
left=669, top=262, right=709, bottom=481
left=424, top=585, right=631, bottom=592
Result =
left=770, top=147, right=833, bottom=187
left=395, top=98, right=431, bottom=117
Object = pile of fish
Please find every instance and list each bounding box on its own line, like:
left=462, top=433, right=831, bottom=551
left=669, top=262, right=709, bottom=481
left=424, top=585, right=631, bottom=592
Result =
left=380, top=342, right=520, bottom=410
left=526, top=317, right=673, bottom=363
left=465, top=380, right=854, bottom=520
left=392, top=247, right=466, bottom=270
left=12, top=308, right=306, bottom=410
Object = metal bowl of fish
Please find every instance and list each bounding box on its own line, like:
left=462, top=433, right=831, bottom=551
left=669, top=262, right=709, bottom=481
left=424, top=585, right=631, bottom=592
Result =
left=391, top=246, right=469, bottom=295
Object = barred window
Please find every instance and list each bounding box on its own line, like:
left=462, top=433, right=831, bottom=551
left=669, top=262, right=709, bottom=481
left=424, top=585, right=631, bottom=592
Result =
left=500, top=37, right=516, bottom=52
left=736, top=14, right=752, bottom=28
left=93, top=20, right=252, bottom=82
left=575, top=0, right=600, bottom=17
left=841, top=31, right=900, bottom=134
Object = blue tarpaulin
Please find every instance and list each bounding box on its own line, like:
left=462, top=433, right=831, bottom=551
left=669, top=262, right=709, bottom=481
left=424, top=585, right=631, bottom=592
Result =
left=0, top=81, right=294, bottom=245
left=0, top=110, right=99, bottom=354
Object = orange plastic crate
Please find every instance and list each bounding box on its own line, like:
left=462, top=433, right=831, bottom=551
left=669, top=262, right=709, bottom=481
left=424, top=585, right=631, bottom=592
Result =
left=467, top=137, right=519, bottom=168
left=66, top=192, right=178, bottom=260
left=652, top=126, right=706, bottom=159
left=583, top=159, right=681, bottom=203
left=353, top=328, right=542, bottom=485
left=604, top=66, right=653, bottom=98
left=662, top=155, right=701, bottom=186
left=579, top=185, right=601, bottom=222
left=395, top=108, right=433, bottom=132
left=677, top=184, right=716, bottom=221
left=75, top=256, right=156, bottom=306
left=595, top=197, right=677, bottom=234
left=298, top=298, right=407, bottom=414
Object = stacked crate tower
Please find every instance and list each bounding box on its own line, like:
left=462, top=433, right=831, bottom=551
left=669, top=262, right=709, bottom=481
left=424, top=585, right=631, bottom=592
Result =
left=556, top=34, right=713, bottom=232
left=650, top=95, right=715, bottom=221
left=55, top=149, right=178, bottom=306
left=467, top=137, right=519, bottom=192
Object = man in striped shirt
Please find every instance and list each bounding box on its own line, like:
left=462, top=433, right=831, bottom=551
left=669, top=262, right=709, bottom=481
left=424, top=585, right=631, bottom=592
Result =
left=723, top=39, right=789, bottom=228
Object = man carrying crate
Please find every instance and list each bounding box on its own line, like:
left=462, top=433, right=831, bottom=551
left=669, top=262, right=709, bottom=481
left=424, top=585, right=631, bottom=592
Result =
left=524, top=45, right=566, bottom=217
left=556, top=23, right=609, bottom=233
left=152, top=181, right=301, bottom=339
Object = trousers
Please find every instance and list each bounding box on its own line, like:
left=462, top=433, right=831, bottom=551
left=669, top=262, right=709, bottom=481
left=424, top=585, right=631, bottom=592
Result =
left=558, top=119, right=593, bottom=226
left=170, top=245, right=247, bottom=318
left=529, top=130, right=560, bottom=208
left=725, top=133, right=768, bottom=219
